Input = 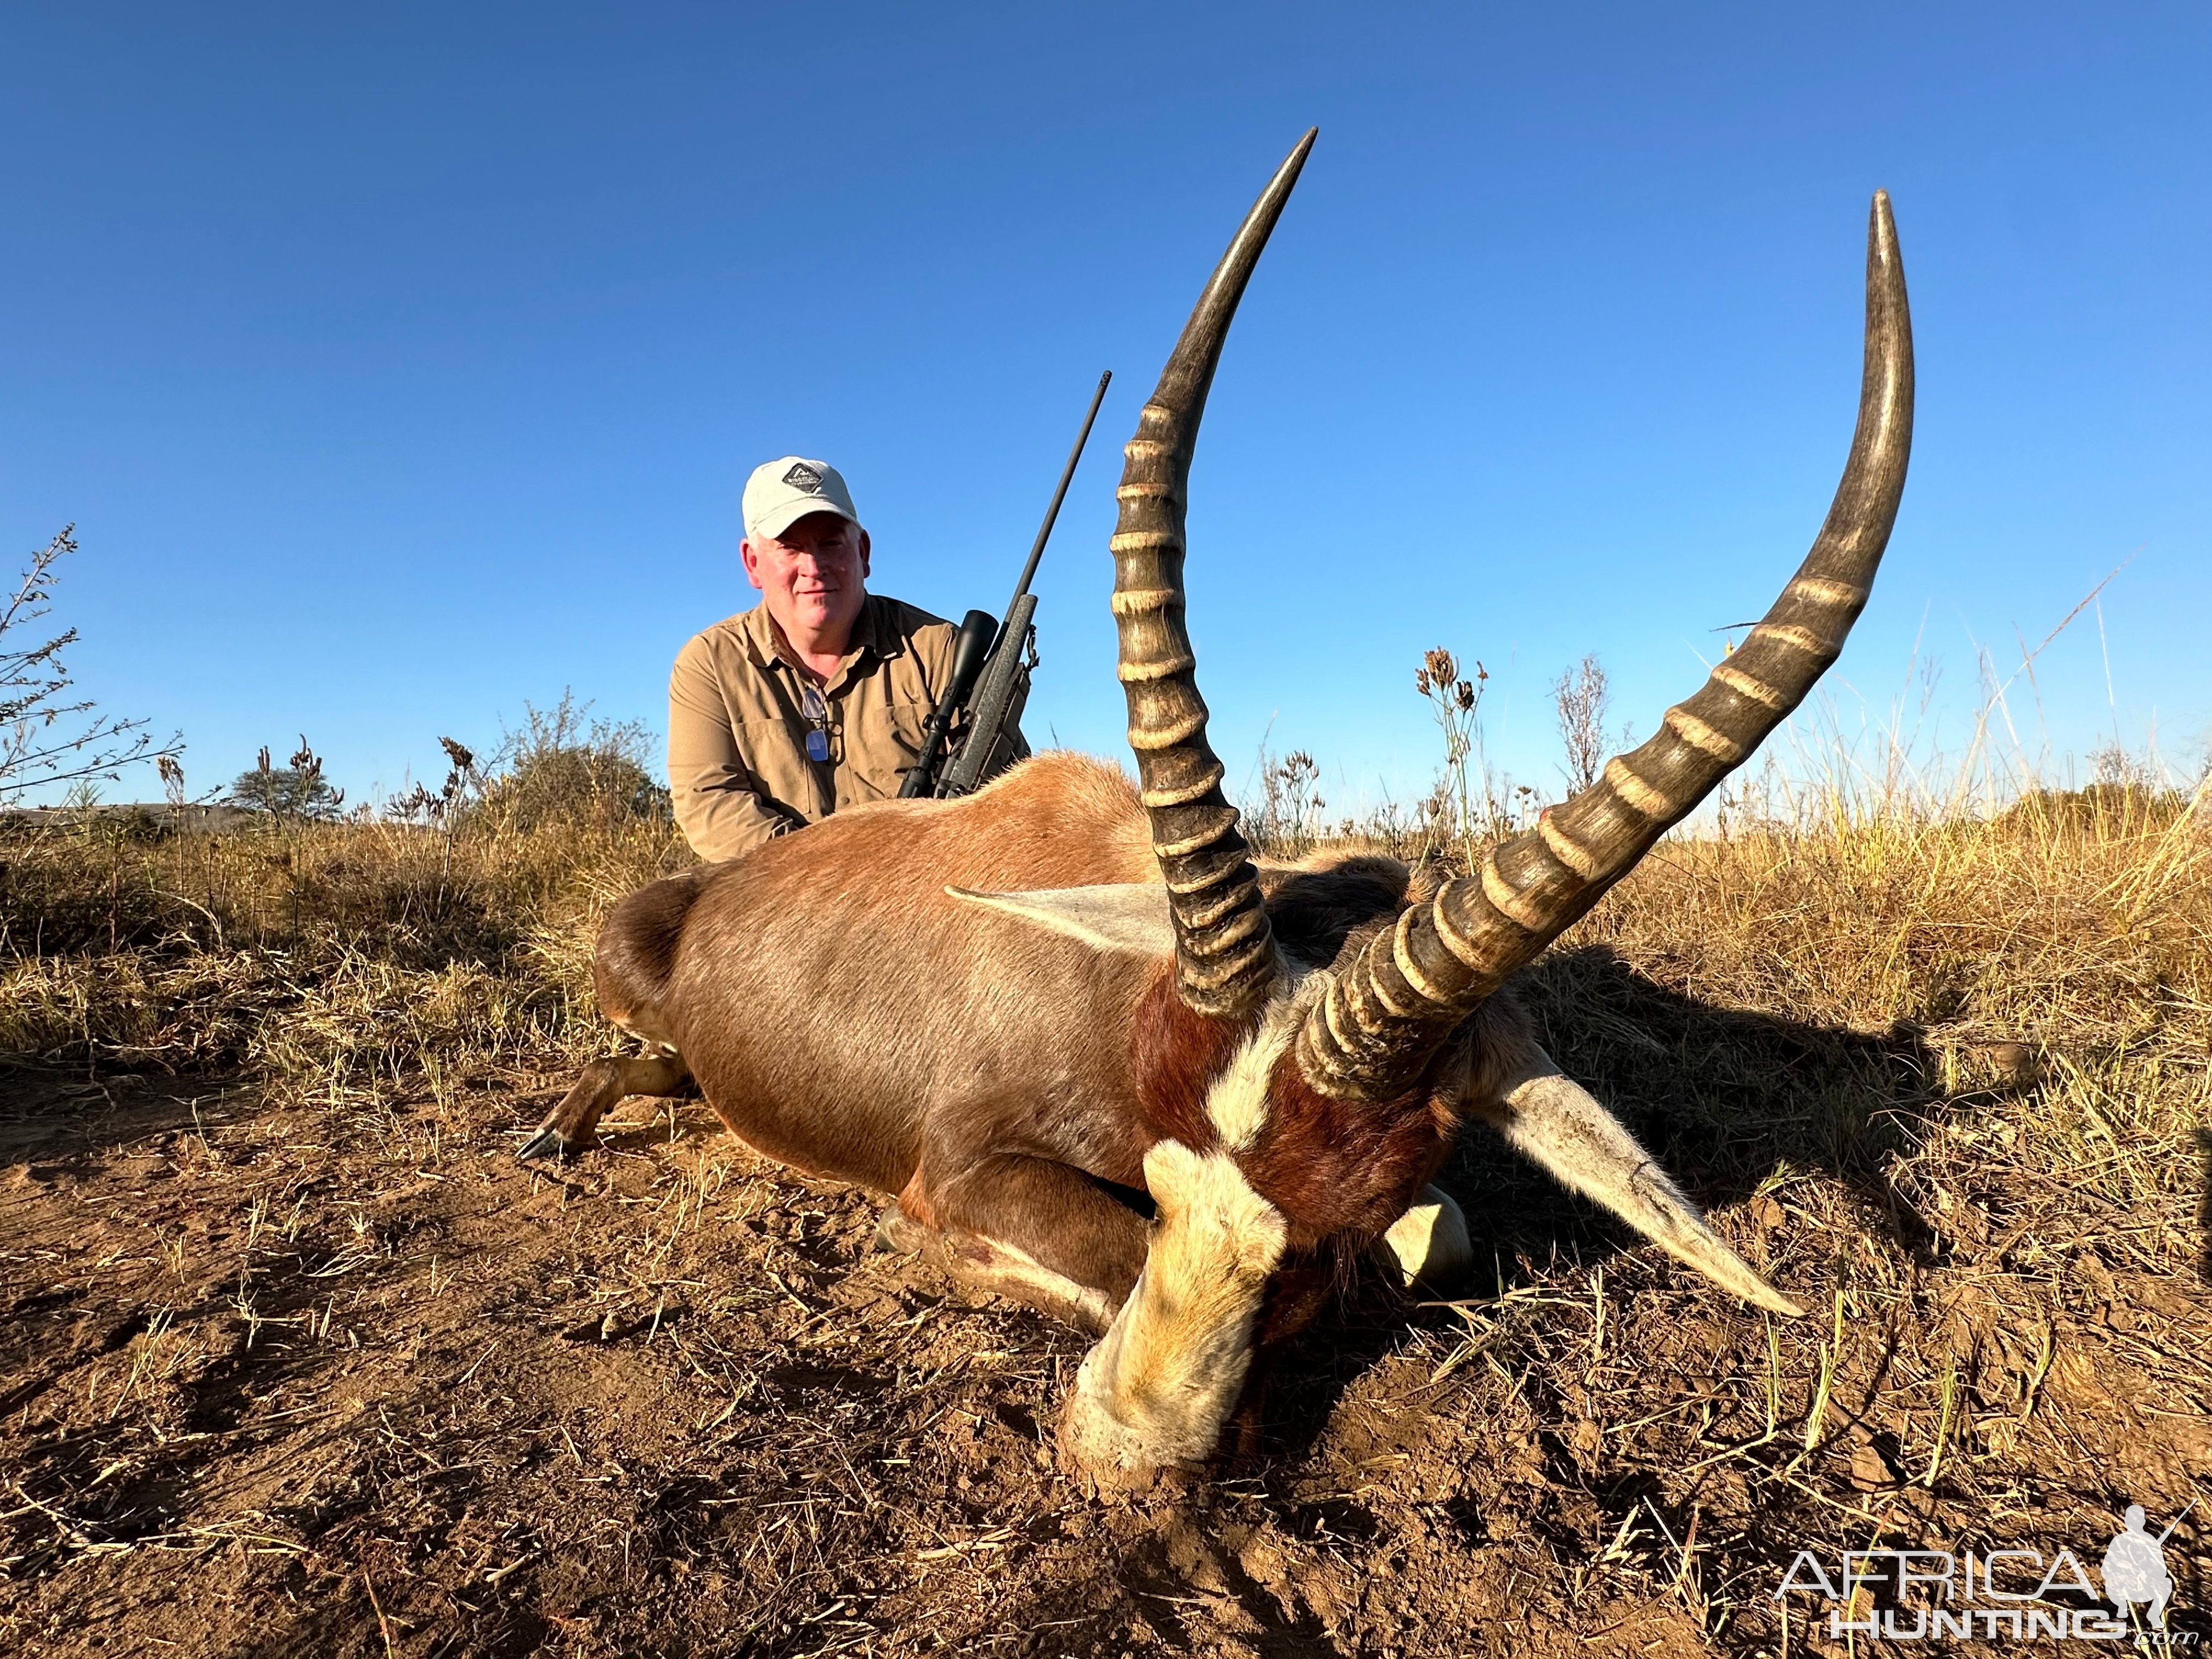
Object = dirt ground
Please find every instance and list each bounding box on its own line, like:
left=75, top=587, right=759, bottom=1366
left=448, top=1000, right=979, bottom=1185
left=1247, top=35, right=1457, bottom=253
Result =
left=4, top=940, right=2207, bottom=1657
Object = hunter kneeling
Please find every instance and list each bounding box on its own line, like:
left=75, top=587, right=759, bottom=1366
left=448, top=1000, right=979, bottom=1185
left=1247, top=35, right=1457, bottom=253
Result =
left=666, top=455, right=1027, bottom=861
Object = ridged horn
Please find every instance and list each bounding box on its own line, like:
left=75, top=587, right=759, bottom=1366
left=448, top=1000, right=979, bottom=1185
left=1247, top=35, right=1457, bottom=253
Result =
left=1301, top=190, right=1914, bottom=1099
left=1114, top=129, right=1317, bottom=1018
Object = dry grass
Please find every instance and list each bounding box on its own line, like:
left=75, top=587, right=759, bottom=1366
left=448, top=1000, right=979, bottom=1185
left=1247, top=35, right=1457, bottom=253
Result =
left=1, top=760, right=2207, bottom=1655
left=0, top=804, right=689, bottom=1098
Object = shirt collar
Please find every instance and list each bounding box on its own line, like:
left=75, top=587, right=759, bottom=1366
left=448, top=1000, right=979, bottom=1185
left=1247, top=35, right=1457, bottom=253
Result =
left=739, top=594, right=903, bottom=682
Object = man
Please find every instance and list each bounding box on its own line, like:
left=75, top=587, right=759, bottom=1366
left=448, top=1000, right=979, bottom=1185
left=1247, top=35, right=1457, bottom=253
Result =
left=668, top=456, right=1025, bottom=861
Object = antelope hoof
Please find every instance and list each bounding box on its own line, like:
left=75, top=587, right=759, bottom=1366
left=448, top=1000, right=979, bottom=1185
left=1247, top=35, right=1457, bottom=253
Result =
left=872, top=1202, right=927, bottom=1255
left=517, top=1124, right=590, bottom=1164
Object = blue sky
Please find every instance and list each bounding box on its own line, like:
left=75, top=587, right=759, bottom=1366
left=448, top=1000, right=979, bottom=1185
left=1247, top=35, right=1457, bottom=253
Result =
left=4, top=4, right=2206, bottom=811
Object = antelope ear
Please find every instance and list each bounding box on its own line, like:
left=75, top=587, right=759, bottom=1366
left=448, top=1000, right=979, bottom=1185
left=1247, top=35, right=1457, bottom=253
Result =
left=1374, top=1184, right=1475, bottom=1290
left=1471, top=1045, right=1807, bottom=1319
left=946, top=883, right=1176, bottom=957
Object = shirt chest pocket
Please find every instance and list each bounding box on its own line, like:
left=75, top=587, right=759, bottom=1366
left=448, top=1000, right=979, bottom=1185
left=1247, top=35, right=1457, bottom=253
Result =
left=840, top=703, right=935, bottom=802
left=731, top=714, right=823, bottom=807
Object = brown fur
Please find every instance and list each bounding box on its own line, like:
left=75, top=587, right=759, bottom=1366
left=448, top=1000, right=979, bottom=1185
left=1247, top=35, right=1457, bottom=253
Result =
left=659, top=754, right=1159, bottom=1191
left=1130, top=969, right=1246, bottom=1154
left=549, top=755, right=1180, bottom=1306
left=1236, top=992, right=1535, bottom=1248
left=543, top=751, right=1539, bottom=1469
left=591, top=868, right=707, bottom=1038
left=1256, top=856, right=1414, bottom=969
left=557, top=752, right=1525, bottom=1281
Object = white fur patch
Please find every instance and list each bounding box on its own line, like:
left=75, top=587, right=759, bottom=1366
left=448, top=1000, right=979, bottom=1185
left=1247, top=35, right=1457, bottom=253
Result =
left=973, top=1234, right=1120, bottom=1333
left=943, top=882, right=1175, bottom=957
left=1199, top=996, right=1303, bottom=1151
left=1059, top=1138, right=1287, bottom=1479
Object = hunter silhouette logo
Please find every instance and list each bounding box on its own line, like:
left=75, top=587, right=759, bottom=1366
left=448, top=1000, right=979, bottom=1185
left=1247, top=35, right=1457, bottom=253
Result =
left=781, top=461, right=825, bottom=493
left=1774, top=1497, right=2198, bottom=1643
left=2104, top=1502, right=2190, bottom=1630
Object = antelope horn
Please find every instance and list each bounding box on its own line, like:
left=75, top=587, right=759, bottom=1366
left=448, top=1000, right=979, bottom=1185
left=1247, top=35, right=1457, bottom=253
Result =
left=1114, top=129, right=1316, bottom=1019
left=1301, top=190, right=1914, bottom=1099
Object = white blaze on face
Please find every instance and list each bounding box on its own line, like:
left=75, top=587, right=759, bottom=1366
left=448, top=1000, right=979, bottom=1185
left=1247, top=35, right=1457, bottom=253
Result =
left=1060, top=1138, right=1288, bottom=1480
left=1199, top=994, right=1304, bottom=1150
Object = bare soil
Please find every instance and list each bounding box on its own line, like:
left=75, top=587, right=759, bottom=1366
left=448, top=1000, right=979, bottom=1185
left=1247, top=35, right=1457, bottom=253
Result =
left=4, top=941, right=2207, bottom=1657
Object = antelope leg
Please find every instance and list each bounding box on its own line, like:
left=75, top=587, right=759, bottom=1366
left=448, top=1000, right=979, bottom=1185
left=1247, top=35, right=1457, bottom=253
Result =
left=520, top=1051, right=692, bottom=1162
left=897, top=1152, right=1150, bottom=1335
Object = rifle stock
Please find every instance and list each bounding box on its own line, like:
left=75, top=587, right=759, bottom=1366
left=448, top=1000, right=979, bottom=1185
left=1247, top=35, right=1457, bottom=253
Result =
left=899, top=608, right=997, bottom=798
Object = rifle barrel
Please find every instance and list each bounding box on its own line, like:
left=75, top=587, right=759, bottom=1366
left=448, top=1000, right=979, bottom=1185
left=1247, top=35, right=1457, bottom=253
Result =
left=933, top=370, right=1113, bottom=798
left=2155, top=1497, right=2197, bottom=1545
left=1006, top=369, right=1112, bottom=617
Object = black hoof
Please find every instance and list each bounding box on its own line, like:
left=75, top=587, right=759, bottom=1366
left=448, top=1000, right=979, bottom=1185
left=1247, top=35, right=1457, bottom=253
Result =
left=517, top=1125, right=585, bottom=1163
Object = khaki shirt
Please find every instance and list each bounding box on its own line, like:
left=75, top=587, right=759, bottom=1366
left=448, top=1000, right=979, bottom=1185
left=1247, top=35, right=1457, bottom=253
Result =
left=668, top=594, right=1028, bottom=862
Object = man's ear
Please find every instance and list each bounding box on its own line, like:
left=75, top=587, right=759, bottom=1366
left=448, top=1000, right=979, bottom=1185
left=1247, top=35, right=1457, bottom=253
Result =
left=945, top=883, right=1174, bottom=957
left=857, top=527, right=872, bottom=581
left=740, top=538, right=766, bottom=592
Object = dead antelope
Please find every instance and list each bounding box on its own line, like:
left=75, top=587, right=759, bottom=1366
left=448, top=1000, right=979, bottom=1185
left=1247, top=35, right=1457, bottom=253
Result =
left=523, top=128, right=1913, bottom=1486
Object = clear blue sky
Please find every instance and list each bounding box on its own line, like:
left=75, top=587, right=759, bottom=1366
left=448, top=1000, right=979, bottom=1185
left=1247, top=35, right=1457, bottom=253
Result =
left=4, top=4, right=2206, bottom=811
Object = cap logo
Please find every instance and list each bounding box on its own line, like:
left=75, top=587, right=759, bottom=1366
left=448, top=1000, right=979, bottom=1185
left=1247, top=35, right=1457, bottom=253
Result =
left=782, top=462, right=825, bottom=493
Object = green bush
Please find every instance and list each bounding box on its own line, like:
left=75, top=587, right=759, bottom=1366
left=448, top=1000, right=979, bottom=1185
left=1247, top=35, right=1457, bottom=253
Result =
left=470, top=692, right=670, bottom=833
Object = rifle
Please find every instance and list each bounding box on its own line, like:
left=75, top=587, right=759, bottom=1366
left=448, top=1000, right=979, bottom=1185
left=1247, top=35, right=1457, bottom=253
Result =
left=896, top=607, right=997, bottom=797
left=2155, top=1498, right=2197, bottom=1546
left=900, top=368, right=1112, bottom=799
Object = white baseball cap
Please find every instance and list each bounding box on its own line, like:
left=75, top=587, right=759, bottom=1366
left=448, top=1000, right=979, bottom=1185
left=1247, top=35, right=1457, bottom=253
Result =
left=742, top=456, right=862, bottom=542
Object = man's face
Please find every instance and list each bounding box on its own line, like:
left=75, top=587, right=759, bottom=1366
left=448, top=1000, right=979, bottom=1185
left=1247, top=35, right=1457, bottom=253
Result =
left=741, top=511, right=871, bottom=647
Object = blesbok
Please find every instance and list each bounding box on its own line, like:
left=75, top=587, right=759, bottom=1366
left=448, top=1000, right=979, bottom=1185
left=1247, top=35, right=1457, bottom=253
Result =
left=522, top=129, right=1913, bottom=1486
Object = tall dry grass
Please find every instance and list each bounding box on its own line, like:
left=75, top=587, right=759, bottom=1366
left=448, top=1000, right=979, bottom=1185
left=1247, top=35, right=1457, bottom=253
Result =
left=5, top=728, right=2201, bottom=1233
left=0, top=795, right=689, bottom=1105
left=1568, top=780, right=2208, bottom=1220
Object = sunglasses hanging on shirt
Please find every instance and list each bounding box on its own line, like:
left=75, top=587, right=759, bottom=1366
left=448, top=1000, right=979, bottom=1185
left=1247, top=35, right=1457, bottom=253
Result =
left=799, top=683, right=832, bottom=763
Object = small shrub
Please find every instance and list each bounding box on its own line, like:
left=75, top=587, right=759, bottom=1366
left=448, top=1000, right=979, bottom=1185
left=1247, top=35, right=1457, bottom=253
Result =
left=0, top=525, right=180, bottom=799
left=1551, top=652, right=1611, bottom=796
left=1246, top=748, right=1325, bottom=857
left=471, top=692, right=669, bottom=833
